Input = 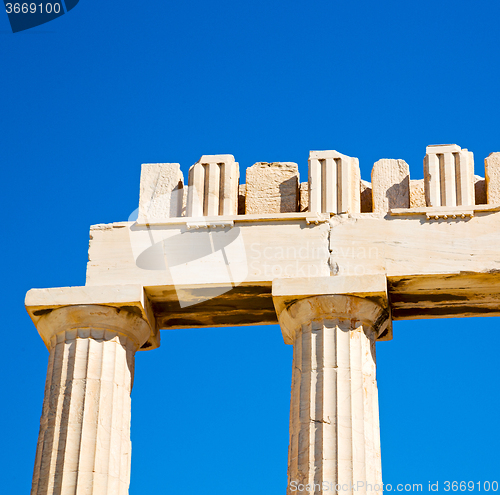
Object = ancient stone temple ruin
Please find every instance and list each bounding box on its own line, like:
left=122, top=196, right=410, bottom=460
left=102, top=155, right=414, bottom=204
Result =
left=25, top=146, right=500, bottom=494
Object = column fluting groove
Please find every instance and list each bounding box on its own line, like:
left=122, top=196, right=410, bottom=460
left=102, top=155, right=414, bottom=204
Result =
left=279, top=295, right=387, bottom=495
left=31, top=305, right=150, bottom=495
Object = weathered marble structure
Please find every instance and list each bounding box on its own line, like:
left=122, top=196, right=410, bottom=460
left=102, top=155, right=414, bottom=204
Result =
left=26, top=145, right=500, bottom=494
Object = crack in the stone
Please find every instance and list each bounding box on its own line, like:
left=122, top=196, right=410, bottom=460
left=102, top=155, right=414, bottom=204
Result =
left=327, top=223, right=339, bottom=275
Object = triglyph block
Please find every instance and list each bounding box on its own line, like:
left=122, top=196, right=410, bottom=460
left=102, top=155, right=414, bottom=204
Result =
left=424, top=144, right=474, bottom=207
left=186, top=155, right=239, bottom=217
left=308, top=150, right=360, bottom=214
left=245, top=162, right=299, bottom=214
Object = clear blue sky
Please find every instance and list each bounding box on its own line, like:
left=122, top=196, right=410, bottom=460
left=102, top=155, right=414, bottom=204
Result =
left=1, top=1, right=499, bottom=493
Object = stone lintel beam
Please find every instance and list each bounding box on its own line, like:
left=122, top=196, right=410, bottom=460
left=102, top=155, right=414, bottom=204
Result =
left=25, top=284, right=159, bottom=351
left=273, top=275, right=392, bottom=344
left=86, top=212, right=500, bottom=325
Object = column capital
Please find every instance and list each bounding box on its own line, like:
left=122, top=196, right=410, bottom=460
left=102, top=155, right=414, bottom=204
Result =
left=272, top=275, right=392, bottom=344
left=25, top=284, right=159, bottom=350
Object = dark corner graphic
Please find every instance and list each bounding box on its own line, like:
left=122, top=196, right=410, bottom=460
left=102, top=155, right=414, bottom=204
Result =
left=3, top=0, right=79, bottom=33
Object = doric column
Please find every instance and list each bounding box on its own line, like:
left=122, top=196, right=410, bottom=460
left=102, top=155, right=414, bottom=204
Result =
left=30, top=305, right=149, bottom=495
left=25, top=287, right=158, bottom=495
left=273, top=277, right=390, bottom=495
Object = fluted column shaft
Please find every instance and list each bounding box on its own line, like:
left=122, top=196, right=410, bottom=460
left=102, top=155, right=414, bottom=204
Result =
left=277, top=295, right=388, bottom=495
left=31, top=305, right=151, bottom=495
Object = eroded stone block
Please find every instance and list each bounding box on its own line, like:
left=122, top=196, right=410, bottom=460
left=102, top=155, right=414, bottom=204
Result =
left=474, top=175, right=487, bottom=205
left=138, top=163, right=184, bottom=222
left=372, top=159, right=410, bottom=213
left=299, top=182, right=309, bottom=212
left=485, top=153, right=500, bottom=204
left=238, top=184, right=246, bottom=214
left=410, top=179, right=426, bottom=208
left=360, top=180, right=373, bottom=213
left=245, top=162, right=299, bottom=214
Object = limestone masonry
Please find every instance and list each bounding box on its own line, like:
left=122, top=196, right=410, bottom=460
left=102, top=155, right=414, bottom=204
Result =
left=26, top=145, right=500, bottom=494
